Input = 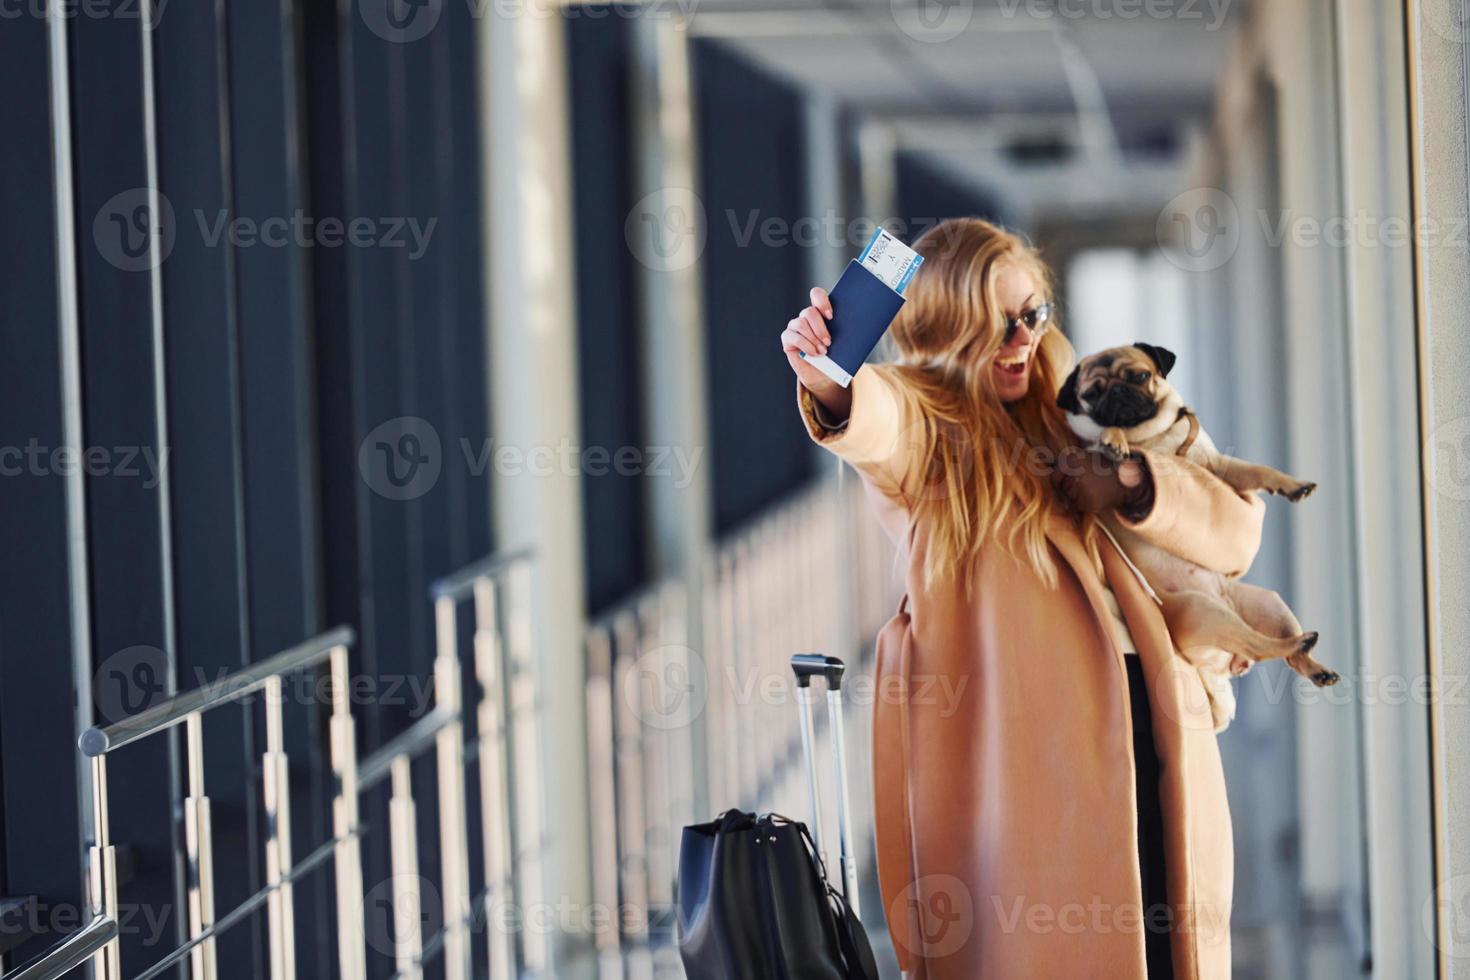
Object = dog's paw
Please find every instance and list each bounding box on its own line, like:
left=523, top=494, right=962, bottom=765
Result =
left=1310, top=669, right=1341, bottom=687
left=1099, top=429, right=1130, bottom=462
left=1228, top=655, right=1252, bottom=676
left=1282, top=481, right=1317, bottom=502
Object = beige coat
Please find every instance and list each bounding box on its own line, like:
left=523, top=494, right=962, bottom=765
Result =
left=799, top=365, right=1265, bottom=980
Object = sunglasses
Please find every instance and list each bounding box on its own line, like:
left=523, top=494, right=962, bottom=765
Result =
left=1004, top=302, right=1053, bottom=344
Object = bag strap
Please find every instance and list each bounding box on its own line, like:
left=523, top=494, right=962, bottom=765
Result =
left=785, top=817, right=878, bottom=980
left=1097, top=522, right=1161, bottom=606
left=872, top=598, right=922, bottom=976
left=1175, top=407, right=1201, bottom=457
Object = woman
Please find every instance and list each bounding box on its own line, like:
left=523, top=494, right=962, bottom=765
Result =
left=781, top=219, right=1263, bottom=979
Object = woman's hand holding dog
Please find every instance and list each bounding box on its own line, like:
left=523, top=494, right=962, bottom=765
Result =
left=1052, top=446, right=1154, bottom=519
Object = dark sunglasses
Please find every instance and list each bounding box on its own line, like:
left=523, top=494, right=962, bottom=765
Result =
left=1004, top=302, right=1053, bottom=343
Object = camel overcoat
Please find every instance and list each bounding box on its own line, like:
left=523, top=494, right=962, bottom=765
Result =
left=798, top=364, right=1266, bottom=980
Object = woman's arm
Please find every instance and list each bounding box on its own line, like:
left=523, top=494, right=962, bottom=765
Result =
left=1053, top=447, right=1265, bottom=578
left=1118, top=450, right=1266, bottom=579
left=796, top=364, right=921, bottom=501
left=783, top=287, right=925, bottom=501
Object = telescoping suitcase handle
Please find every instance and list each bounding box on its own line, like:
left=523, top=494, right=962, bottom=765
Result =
left=790, top=654, right=860, bottom=917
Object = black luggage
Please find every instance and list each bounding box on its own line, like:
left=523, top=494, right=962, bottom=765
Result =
left=676, top=654, right=878, bottom=980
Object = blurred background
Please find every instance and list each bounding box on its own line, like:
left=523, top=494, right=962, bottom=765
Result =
left=2, top=0, right=1469, bottom=978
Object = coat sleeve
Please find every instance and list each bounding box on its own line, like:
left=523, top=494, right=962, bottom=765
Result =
left=1118, top=449, right=1266, bottom=579
left=796, top=364, right=926, bottom=505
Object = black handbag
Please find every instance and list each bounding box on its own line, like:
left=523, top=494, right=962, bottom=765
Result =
left=677, top=810, right=877, bottom=980
left=677, top=656, right=878, bottom=980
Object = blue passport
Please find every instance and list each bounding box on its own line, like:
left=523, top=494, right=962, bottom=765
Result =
left=801, top=229, right=922, bottom=387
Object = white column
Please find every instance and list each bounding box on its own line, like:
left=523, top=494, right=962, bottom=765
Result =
left=1263, top=4, right=1368, bottom=964
left=479, top=4, right=591, bottom=970
left=857, top=121, right=897, bottom=225
left=628, top=16, right=714, bottom=832
left=1334, top=0, right=1435, bottom=975
left=629, top=16, right=712, bottom=583
left=1407, top=0, right=1470, bottom=975
left=804, top=94, right=849, bottom=291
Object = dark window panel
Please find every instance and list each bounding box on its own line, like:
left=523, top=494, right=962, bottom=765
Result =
left=695, top=40, right=816, bottom=535
left=153, top=0, right=264, bottom=970
left=568, top=11, right=649, bottom=613
left=0, top=14, right=87, bottom=968
left=893, top=151, right=1005, bottom=235
left=68, top=10, right=182, bottom=972
left=227, top=1, right=334, bottom=972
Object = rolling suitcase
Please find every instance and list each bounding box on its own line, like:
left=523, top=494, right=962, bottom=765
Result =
left=676, top=654, right=878, bottom=980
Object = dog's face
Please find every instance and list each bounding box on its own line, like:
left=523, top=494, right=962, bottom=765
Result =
left=1057, top=342, right=1177, bottom=429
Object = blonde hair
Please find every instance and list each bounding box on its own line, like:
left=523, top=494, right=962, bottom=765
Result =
left=885, top=217, right=1096, bottom=590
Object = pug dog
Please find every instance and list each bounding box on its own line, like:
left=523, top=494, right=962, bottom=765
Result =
left=1058, top=343, right=1340, bottom=714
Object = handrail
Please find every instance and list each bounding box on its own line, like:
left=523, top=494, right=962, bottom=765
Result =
left=70, top=626, right=363, bottom=980
left=1, top=915, right=117, bottom=980
left=127, top=835, right=350, bottom=980
left=419, top=547, right=541, bottom=978
left=79, top=625, right=355, bottom=756
left=357, top=706, right=458, bottom=792
left=429, top=547, right=532, bottom=601
left=51, top=547, right=540, bottom=980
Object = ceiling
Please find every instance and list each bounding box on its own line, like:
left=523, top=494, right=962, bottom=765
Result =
left=685, top=0, right=1246, bottom=228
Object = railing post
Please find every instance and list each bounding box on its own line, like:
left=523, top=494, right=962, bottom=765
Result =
left=473, top=577, right=516, bottom=979
left=87, top=756, right=121, bottom=980
left=262, top=675, right=296, bottom=980
left=329, top=644, right=366, bottom=980
left=610, top=613, right=649, bottom=958
left=636, top=598, right=672, bottom=933
left=583, top=628, right=620, bottom=979
left=504, top=561, right=550, bottom=973
left=433, top=597, right=472, bottom=980
left=183, top=712, right=218, bottom=980
left=387, top=756, right=423, bottom=979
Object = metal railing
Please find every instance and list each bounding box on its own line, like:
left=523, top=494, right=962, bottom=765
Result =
left=4, top=481, right=890, bottom=980
left=1, top=549, right=544, bottom=980
left=72, top=626, right=358, bottom=980
left=354, top=548, right=545, bottom=980
left=0, top=915, right=117, bottom=980
left=584, top=581, right=695, bottom=980
left=584, top=477, right=899, bottom=979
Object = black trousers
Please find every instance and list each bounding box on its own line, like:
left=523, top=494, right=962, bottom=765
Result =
left=1126, top=655, right=1175, bottom=980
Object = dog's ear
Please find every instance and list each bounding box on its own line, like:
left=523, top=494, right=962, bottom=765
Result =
left=1133, top=342, right=1177, bottom=378
left=1056, top=364, right=1082, bottom=414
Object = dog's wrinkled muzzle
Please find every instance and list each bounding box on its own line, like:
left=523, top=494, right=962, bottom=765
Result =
left=1091, top=384, right=1159, bottom=428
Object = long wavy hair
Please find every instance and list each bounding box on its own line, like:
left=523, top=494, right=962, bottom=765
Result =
left=883, top=217, right=1096, bottom=590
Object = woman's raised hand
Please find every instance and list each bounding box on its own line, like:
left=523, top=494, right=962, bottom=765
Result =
left=782, top=287, right=851, bottom=420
